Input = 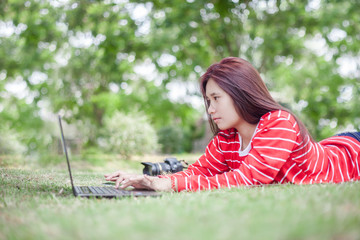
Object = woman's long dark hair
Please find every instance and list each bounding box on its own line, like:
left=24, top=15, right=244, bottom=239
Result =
left=200, top=57, right=310, bottom=144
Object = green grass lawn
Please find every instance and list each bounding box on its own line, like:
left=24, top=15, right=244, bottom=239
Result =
left=1, top=162, right=360, bottom=240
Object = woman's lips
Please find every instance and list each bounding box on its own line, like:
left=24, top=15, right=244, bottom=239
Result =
left=213, top=118, right=220, bottom=123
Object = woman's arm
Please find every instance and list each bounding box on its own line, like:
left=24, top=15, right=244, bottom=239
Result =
left=160, top=134, right=231, bottom=179
left=104, top=171, right=172, bottom=191
left=104, top=134, right=230, bottom=191
left=171, top=112, right=300, bottom=191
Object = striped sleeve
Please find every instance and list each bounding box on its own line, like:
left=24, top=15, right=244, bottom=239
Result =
left=245, top=113, right=299, bottom=183
left=159, top=135, right=230, bottom=180
left=170, top=111, right=300, bottom=191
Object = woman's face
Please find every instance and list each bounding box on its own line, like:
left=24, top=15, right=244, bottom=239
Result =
left=205, top=78, right=244, bottom=131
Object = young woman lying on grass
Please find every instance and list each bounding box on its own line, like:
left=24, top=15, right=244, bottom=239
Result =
left=105, top=57, right=360, bottom=192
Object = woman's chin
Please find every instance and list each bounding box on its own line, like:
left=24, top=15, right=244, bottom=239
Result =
left=217, top=125, right=227, bottom=130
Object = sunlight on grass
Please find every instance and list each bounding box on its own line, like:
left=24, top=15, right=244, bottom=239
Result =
left=1, top=158, right=360, bottom=240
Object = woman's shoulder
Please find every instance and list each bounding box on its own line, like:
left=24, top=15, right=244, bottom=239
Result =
left=259, top=110, right=298, bottom=129
left=260, top=109, right=292, bottom=120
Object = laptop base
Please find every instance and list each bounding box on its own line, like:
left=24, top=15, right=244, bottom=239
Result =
left=74, top=186, right=161, bottom=198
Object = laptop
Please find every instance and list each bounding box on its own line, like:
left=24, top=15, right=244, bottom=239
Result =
left=58, top=115, right=161, bottom=198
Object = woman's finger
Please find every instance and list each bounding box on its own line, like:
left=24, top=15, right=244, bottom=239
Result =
left=104, top=170, right=122, bottom=180
left=104, top=172, right=116, bottom=180
left=104, top=170, right=118, bottom=177
left=107, top=176, right=119, bottom=182
left=119, top=176, right=142, bottom=189
left=119, top=176, right=149, bottom=189
left=115, top=176, right=125, bottom=188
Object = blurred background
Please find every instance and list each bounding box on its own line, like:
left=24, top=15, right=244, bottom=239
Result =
left=0, top=0, right=359, bottom=167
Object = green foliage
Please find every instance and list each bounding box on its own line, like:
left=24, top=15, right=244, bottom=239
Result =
left=80, top=147, right=109, bottom=166
left=269, top=57, right=360, bottom=140
left=0, top=125, right=26, bottom=155
left=1, top=0, right=360, bottom=156
left=99, top=111, right=159, bottom=158
left=157, top=125, right=184, bottom=154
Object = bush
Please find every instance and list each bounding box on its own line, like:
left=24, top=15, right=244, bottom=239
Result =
left=98, top=111, right=159, bottom=159
left=0, top=126, right=26, bottom=155
left=157, top=125, right=185, bottom=154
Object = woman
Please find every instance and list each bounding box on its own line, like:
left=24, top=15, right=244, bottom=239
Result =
left=105, top=57, right=360, bottom=192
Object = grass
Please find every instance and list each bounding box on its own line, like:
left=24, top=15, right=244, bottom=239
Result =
left=1, top=156, right=360, bottom=240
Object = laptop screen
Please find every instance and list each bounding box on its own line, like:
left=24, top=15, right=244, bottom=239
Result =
left=58, top=115, right=77, bottom=196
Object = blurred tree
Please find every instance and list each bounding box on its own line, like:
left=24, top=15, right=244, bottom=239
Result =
left=0, top=0, right=359, bottom=156
left=99, top=111, right=159, bottom=158
left=141, top=0, right=360, bottom=140
left=157, top=125, right=185, bottom=154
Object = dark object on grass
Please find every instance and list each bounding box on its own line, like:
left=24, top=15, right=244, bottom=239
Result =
left=141, top=158, right=187, bottom=176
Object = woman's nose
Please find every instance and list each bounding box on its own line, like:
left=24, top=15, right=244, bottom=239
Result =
left=208, top=103, right=215, bottom=114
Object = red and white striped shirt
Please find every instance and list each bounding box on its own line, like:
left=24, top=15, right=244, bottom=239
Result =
left=163, top=110, right=360, bottom=192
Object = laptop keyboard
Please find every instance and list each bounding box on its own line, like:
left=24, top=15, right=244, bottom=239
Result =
left=79, top=186, right=128, bottom=195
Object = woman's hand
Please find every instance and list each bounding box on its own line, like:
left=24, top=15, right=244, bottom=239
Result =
left=104, top=171, right=172, bottom=192
left=104, top=171, right=138, bottom=187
